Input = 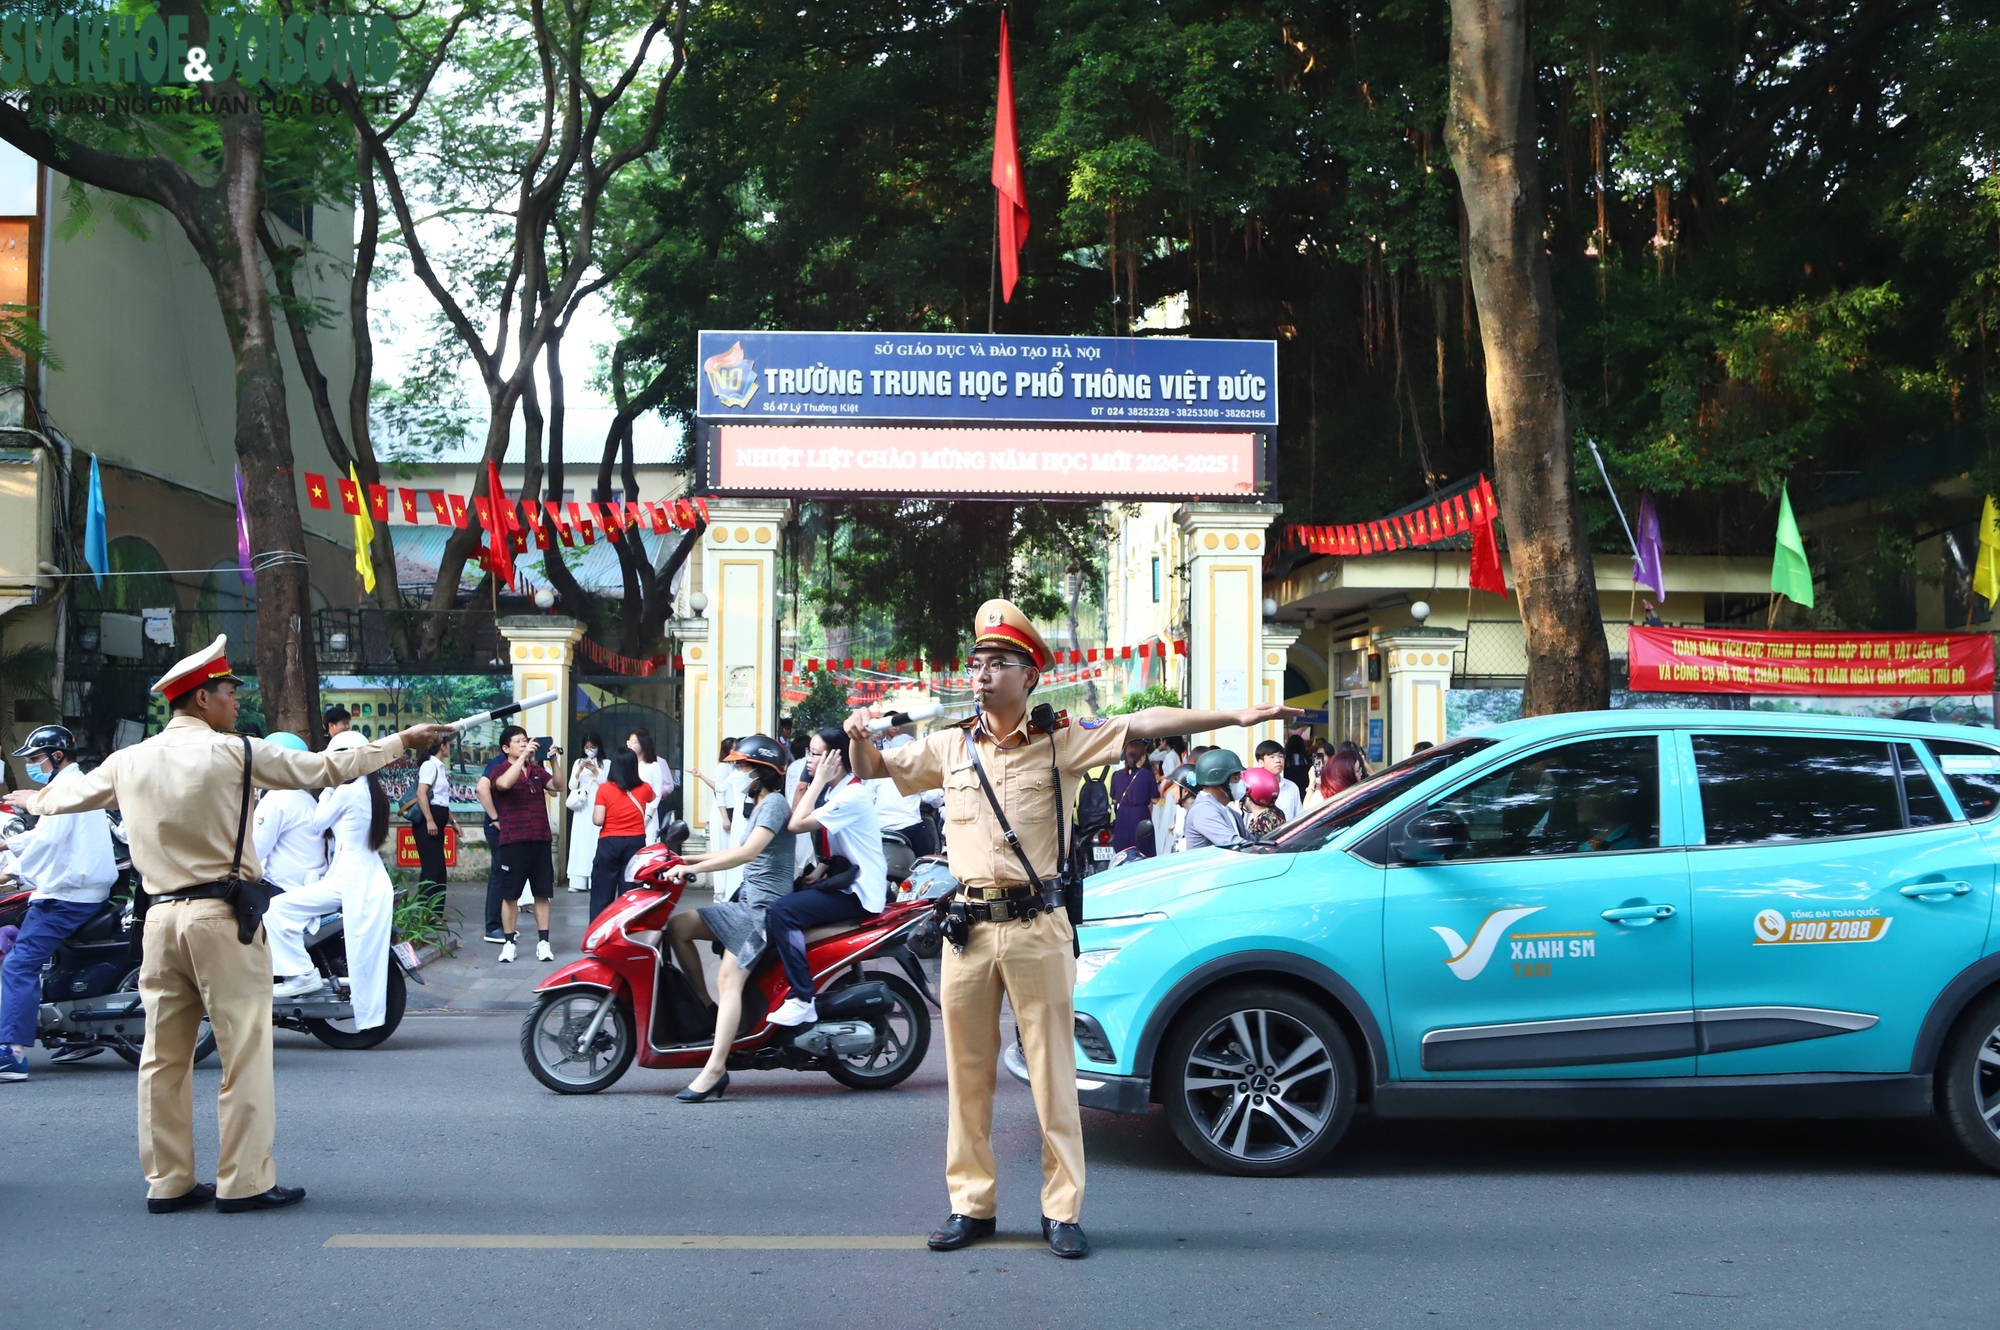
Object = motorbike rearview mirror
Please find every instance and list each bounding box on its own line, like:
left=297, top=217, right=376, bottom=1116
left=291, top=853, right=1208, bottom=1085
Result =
left=1395, top=808, right=1470, bottom=863
left=663, top=819, right=691, bottom=852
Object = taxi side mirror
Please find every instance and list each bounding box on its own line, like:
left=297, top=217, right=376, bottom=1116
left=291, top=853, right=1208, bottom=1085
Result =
left=1396, top=809, right=1469, bottom=863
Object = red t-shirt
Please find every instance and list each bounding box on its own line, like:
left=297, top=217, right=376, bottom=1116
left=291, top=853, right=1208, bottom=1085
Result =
left=594, top=781, right=654, bottom=839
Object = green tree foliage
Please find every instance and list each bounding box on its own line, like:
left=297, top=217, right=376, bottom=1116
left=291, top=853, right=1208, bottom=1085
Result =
left=629, top=0, right=2000, bottom=630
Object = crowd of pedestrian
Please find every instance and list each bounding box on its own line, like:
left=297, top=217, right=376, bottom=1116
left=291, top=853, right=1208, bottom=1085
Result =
left=1096, top=723, right=1372, bottom=856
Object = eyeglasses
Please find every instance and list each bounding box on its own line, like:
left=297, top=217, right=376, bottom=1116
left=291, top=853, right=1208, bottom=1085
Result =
left=966, top=659, right=1034, bottom=678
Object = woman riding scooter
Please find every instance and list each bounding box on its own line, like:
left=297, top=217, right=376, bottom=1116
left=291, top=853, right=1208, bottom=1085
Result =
left=662, top=734, right=795, bottom=1102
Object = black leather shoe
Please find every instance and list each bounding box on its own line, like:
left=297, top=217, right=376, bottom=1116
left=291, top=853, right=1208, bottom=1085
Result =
left=216, top=1185, right=306, bottom=1213
left=927, top=1213, right=997, bottom=1251
left=1042, top=1215, right=1090, bottom=1259
left=147, top=1183, right=215, bottom=1214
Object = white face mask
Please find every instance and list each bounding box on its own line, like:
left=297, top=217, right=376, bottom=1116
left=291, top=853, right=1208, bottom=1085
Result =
left=1229, top=778, right=1247, bottom=802
left=584, top=747, right=599, bottom=758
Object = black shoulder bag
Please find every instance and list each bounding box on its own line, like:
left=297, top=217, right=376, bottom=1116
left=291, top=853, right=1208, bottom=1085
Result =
left=220, top=736, right=270, bottom=945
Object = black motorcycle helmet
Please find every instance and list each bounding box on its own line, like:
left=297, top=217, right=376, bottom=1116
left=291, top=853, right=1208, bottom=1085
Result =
left=724, top=733, right=788, bottom=776
left=12, top=724, right=75, bottom=760
left=1168, top=762, right=1201, bottom=794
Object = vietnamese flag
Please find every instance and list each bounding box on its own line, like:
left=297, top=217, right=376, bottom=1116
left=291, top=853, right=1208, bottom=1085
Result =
left=447, top=493, right=469, bottom=529
left=367, top=484, right=389, bottom=523
left=305, top=473, right=331, bottom=510
left=482, top=459, right=516, bottom=590
left=427, top=491, right=449, bottom=524
left=1470, top=512, right=1508, bottom=596
left=398, top=488, right=420, bottom=524
left=991, top=12, right=1030, bottom=303
left=335, top=475, right=361, bottom=516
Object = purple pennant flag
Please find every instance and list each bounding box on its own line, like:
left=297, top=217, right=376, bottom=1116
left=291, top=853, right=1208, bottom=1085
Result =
left=1632, top=488, right=1665, bottom=598
left=234, top=464, right=255, bottom=587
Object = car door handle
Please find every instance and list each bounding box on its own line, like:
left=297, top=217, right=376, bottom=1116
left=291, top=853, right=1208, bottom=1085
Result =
left=1601, top=904, right=1677, bottom=925
left=1899, top=880, right=1973, bottom=900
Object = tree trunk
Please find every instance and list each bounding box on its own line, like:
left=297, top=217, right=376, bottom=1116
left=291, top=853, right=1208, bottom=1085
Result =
left=208, top=103, right=322, bottom=737
left=1446, top=0, right=1608, bottom=714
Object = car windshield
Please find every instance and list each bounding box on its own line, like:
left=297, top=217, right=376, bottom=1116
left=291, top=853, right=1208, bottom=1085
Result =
left=1254, top=736, right=1498, bottom=854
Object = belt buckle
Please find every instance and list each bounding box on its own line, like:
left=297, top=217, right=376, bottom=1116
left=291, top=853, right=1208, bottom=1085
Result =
left=989, top=900, right=1012, bottom=923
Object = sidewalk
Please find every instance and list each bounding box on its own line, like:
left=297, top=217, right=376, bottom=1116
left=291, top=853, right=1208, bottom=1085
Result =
left=410, top=877, right=719, bottom=1012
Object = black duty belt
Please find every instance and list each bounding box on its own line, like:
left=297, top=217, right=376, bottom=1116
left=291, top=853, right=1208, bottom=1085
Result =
left=149, top=883, right=233, bottom=903
left=958, top=884, right=1066, bottom=923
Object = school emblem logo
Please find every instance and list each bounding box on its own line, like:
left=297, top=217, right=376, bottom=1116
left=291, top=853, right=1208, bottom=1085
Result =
left=703, top=341, right=758, bottom=409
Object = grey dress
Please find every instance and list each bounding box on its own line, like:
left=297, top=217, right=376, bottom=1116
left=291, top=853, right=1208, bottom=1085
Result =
left=695, top=791, right=796, bottom=968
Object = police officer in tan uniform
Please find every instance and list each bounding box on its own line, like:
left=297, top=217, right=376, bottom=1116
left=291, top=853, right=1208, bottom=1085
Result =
left=8, top=637, right=453, bottom=1214
left=847, top=600, right=1297, bottom=1258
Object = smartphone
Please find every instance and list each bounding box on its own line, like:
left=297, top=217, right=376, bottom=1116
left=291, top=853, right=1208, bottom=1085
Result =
left=534, top=737, right=555, bottom=763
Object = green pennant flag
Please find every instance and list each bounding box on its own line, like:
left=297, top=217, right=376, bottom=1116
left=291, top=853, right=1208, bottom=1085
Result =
left=1770, top=482, right=1814, bottom=608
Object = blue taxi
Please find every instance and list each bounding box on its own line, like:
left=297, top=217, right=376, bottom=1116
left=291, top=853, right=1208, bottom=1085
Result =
left=1071, top=710, right=2000, bottom=1175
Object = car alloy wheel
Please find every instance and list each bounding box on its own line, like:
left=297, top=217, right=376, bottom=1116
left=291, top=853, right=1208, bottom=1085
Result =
left=1162, top=985, right=1356, bottom=1177
left=1939, top=988, right=2000, bottom=1174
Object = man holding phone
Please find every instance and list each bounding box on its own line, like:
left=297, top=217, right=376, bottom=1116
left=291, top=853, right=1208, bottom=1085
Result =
left=488, top=725, right=564, bottom=962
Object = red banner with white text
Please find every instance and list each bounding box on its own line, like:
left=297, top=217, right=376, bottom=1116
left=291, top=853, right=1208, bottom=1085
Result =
left=1627, top=627, right=1995, bottom=695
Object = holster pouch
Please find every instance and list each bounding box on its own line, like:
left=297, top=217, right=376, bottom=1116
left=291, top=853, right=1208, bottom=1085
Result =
left=223, top=876, right=272, bottom=945
left=942, top=900, right=970, bottom=953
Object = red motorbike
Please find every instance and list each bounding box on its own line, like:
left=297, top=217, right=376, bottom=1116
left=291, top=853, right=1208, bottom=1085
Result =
left=521, top=827, right=937, bottom=1094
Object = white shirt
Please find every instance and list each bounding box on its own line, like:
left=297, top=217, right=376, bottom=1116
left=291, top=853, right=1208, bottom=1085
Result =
left=870, top=735, right=923, bottom=832
left=1274, top=776, right=1302, bottom=821
left=817, top=777, right=887, bottom=912
left=417, top=756, right=454, bottom=809
left=254, top=787, right=328, bottom=889
left=12, top=761, right=118, bottom=903
left=634, top=758, right=666, bottom=840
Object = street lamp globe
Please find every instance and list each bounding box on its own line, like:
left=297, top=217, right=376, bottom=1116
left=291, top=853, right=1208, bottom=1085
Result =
left=1410, top=600, right=1431, bottom=624
left=532, top=587, right=556, bottom=609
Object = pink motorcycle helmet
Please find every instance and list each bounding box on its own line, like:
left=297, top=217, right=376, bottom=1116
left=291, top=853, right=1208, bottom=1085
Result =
left=1241, top=767, right=1281, bottom=807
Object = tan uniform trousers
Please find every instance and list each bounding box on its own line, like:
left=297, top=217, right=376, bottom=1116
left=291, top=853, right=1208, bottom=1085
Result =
left=941, top=906, right=1084, bottom=1224
left=137, top=898, right=277, bottom=1200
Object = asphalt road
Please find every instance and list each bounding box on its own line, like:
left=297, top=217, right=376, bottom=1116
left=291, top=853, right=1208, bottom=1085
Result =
left=5, top=1007, right=1998, bottom=1329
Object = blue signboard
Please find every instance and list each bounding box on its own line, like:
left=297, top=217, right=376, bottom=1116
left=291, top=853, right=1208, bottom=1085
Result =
left=697, top=329, right=1280, bottom=428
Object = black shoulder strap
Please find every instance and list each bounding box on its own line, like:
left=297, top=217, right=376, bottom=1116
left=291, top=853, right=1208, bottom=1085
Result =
left=230, top=735, right=253, bottom=880
left=962, top=728, right=1045, bottom=892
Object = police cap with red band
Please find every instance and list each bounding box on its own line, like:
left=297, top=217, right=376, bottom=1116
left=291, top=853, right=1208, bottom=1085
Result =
left=970, top=598, right=1053, bottom=672
left=152, top=634, right=244, bottom=702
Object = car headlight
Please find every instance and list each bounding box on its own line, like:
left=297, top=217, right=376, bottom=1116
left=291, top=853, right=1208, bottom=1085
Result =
left=1089, top=910, right=1168, bottom=928
left=1075, top=948, right=1121, bottom=987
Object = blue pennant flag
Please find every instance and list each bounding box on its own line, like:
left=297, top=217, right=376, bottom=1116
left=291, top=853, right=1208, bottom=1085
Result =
left=84, top=455, right=107, bottom=588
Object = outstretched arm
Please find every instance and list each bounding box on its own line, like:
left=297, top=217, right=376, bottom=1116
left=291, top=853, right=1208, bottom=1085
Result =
left=1121, top=704, right=1302, bottom=739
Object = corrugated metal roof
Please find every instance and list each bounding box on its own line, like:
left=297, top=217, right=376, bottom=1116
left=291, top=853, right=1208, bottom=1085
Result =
left=388, top=525, right=683, bottom=595
left=376, top=407, right=684, bottom=467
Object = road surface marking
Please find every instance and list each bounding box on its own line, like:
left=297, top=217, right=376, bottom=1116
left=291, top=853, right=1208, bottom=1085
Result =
left=325, top=1234, right=1048, bottom=1250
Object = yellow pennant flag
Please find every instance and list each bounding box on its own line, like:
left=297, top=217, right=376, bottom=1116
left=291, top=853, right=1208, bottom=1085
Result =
left=1975, top=495, right=2000, bottom=610
left=350, top=462, right=376, bottom=595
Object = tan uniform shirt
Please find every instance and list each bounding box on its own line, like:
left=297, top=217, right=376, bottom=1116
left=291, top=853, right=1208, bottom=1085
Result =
left=883, top=711, right=1133, bottom=889
left=26, top=716, right=405, bottom=892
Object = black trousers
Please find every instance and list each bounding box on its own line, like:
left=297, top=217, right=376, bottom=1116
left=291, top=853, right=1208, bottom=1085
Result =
left=482, top=822, right=505, bottom=936
left=410, top=813, right=450, bottom=908
left=589, top=835, right=645, bottom=921
left=764, top=888, right=873, bottom=1000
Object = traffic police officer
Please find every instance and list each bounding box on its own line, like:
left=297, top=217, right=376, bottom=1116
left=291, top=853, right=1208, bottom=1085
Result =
left=847, top=600, right=1297, bottom=1258
left=8, top=637, right=452, bottom=1214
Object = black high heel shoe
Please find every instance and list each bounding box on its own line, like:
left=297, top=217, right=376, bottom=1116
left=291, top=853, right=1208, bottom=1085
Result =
left=676, top=1072, right=729, bottom=1102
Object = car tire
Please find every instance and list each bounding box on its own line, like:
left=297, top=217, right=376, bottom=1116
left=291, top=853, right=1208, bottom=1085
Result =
left=1160, top=985, right=1356, bottom=1177
left=1938, top=987, right=2000, bottom=1173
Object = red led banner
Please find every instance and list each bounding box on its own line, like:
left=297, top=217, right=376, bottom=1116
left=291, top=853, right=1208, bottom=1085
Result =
left=710, top=425, right=1261, bottom=498
left=1627, top=627, right=1995, bottom=696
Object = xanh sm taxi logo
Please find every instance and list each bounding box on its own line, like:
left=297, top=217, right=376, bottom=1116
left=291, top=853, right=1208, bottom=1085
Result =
left=1433, top=906, right=1599, bottom=980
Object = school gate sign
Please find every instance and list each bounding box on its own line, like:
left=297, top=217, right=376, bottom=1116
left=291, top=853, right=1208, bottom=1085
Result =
left=675, top=330, right=1288, bottom=843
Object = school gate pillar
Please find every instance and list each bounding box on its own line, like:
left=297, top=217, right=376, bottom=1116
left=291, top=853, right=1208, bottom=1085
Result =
left=1175, top=503, right=1282, bottom=766
left=497, top=615, right=586, bottom=867
left=1377, top=630, right=1459, bottom=763
left=680, top=499, right=790, bottom=852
